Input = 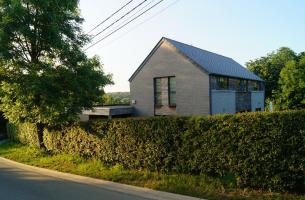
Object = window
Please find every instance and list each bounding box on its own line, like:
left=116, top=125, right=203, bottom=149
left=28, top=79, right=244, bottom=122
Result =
left=237, top=79, right=247, bottom=92
left=154, top=76, right=176, bottom=107
left=210, top=76, right=217, bottom=89
left=256, top=108, right=262, bottom=111
left=229, top=78, right=237, bottom=90
left=154, top=78, right=162, bottom=106
left=168, top=77, right=176, bottom=106
left=248, top=81, right=263, bottom=91
left=254, top=81, right=259, bottom=91
left=217, top=76, right=228, bottom=90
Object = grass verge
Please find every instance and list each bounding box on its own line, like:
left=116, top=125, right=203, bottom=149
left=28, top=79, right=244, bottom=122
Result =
left=0, top=141, right=304, bottom=200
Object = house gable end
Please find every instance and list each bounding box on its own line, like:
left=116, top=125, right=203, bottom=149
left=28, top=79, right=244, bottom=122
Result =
left=129, top=38, right=164, bottom=82
left=129, top=38, right=209, bottom=82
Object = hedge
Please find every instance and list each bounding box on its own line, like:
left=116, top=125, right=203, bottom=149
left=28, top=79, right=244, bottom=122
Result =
left=7, top=110, right=305, bottom=192
left=7, top=122, right=39, bottom=147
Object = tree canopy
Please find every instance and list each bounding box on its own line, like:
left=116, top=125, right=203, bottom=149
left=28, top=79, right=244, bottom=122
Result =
left=102, top=92, right=130, bottom=105
left=0, top=0, right=112, bottom=146
left=247, top=47, right=305, bottom=110
left=246, top=47, right=297, bottom=100
left=275, top=55, right=305, bottom=110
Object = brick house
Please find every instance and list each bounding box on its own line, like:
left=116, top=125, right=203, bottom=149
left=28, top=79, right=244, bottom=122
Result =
left=129, top=37, right=264, bottom=116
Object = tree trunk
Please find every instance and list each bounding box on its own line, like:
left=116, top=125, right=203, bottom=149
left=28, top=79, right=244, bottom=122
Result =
left=37, top=123, right=45, bottom=149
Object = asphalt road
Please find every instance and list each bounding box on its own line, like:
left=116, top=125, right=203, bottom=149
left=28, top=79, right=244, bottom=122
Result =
left=0, top=159, right=151, bottom=200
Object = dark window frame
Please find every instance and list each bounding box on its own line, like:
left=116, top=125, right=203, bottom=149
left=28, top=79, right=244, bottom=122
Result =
left=216, top=76, right=229, bottom=90
left=168, top=76, right=176, bottom=107
left=154, top=76, right=176, bottom=107
left=255, top=107, right=262, bottom=111
left=154, top=78, right=162, bottom=107
left=211, top=75, right=264, bottom=92
left=237, top=79, right=248, bottom=92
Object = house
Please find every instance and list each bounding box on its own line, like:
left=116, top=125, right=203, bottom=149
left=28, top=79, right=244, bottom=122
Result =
left=129, top=37, right=264, bottom=116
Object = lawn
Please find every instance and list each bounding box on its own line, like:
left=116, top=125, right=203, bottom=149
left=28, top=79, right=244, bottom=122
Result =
left=0, top=141, right=304, bottom=200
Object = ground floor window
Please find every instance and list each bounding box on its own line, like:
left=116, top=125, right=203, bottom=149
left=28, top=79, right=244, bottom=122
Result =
left=154, top=76, right=176, bottom=107
left=154, top=78, right=162, bottom=106
left=168, top=77, right=176, bottom=106
left=255, top=107, right=262, bottom=111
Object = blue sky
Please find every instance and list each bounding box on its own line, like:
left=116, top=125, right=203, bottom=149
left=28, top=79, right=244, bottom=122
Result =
left=79, top=0, right=305, bottom=92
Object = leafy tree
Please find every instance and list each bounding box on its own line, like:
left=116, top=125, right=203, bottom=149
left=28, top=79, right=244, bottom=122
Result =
left=0, top=0, right=112, bottom=147
left=298, top=52, right=305, bottom=60
left=275, top=55, right=305, bottom=110
left=246, top=47, right=297, bottom=100
left=102, top=92, right=130, bottom=105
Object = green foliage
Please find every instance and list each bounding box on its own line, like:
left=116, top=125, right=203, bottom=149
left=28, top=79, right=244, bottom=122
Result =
left=246, top=47, right=305, bottom=110
left=7, top=123, right=38, bottom=147
left=102, top=92, right=130, bottom=105
left=0, top=141, right=232, bottom=200
left=275, top=55, right=305, bottom=110
left=52, top=111, right=305, bottom=192
left=4, top=142, right=305, bottom=199
left=10, top=110, right=305, bottom=192
left=246, top=47, right=297, bottom=100
left=0, top=0, right=112, bottom=140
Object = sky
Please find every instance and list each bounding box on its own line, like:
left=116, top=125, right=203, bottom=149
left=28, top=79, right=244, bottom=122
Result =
left=79, top=0, right=305, bottom=92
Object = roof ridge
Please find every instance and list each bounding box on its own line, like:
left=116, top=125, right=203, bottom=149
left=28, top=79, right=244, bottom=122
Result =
left=162, top=37, right=263, bottom=81
left=163, top=37, right=234, bottom=61
left=129, top=37, right=263, bottom=82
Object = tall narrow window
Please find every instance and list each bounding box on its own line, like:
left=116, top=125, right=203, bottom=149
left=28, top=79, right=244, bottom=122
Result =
left=169, top=77, right=176, bottom=106
left=154, top=78, right=162, bottom=106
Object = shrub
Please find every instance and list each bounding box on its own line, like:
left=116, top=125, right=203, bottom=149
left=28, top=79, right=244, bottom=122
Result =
left=7, top=123, right=39, bottom=147
left=9, top=110, right=305, bottom=192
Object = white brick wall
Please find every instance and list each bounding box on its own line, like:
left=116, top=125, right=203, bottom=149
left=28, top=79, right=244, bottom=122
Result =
left=130, top=40, right=210, bottom=116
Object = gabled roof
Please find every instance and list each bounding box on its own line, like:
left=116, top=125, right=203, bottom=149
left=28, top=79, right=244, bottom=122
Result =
left=129, top=37, right=263, bottom=82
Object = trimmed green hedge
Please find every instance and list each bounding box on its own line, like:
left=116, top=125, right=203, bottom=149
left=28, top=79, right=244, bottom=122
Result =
left=7, top=123, right=39, bottom=147
left=8, top=110, right=305, bottom=192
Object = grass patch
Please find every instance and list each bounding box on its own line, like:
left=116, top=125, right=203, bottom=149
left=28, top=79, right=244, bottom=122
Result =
left=0, top=141, right=304, bottom=200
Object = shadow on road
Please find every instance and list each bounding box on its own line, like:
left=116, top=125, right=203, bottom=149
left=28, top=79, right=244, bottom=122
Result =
left=0, top=164, right=150, bottom=200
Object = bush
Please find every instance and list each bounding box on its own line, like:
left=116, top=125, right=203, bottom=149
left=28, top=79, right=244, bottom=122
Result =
left=10, top=110, right=305, bottom=192
left=7, top=123, right=39, bottom=147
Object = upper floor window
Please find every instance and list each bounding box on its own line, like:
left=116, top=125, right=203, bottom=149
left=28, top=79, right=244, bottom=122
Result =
left=237, top=79, right=247, bottom=92
left=216, top=76, right=228, bottom=90
left=248, top=81, right=263, bottom=91
left=211, top=75, right=264, bottom=92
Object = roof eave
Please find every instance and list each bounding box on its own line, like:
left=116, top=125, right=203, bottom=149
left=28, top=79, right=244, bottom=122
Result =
left=128, top=37, right=167, bottom=82
left=209, top=73, right=264, bottom=82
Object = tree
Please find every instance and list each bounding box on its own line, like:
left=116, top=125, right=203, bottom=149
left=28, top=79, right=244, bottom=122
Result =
left=246, top=47, right=297, bottom=100
left=102, top=92, right=130, bottom=105
left=0, top=0, right=112, bottom=147
left=275, top=55, right=305, bottom=110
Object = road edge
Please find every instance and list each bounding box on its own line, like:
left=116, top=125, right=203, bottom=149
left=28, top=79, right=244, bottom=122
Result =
left=0, top=156, right=204, bottom=200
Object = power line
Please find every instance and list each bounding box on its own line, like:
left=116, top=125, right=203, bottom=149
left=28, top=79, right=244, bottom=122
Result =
left=91, top=0, right=149, bottom=39
left=87, top=0, right=134, bottom=34
left=85, top=0, right=165, bottom=51
left=99, top=0, right=157, bottom=38
left=98, top=0, right=181, bottom=49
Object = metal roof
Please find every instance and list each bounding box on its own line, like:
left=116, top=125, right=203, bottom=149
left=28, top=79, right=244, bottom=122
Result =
left=164, top=38, right=263, bottom=81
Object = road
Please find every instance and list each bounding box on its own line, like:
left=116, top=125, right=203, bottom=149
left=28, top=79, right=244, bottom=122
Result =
left=0, top=158, right=151, bottom=200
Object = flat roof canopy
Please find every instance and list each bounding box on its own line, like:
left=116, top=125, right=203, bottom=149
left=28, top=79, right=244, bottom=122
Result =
left=82, top=106, right=133, bottom=118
